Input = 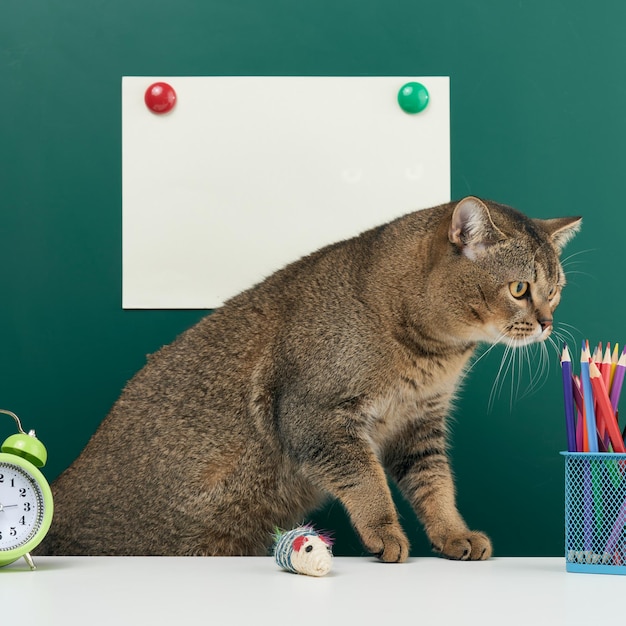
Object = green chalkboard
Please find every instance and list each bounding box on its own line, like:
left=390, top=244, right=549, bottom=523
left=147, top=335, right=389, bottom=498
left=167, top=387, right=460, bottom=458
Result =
left=2, top=0, right=623, bottom=557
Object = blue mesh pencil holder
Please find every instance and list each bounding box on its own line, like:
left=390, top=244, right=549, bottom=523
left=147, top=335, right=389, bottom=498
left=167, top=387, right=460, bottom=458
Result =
left=562, top=452, right=626, bottom=575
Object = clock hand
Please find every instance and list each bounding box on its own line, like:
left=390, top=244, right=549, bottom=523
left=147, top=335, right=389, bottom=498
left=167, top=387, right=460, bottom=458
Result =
left=0, top=504, right=18, bottom=511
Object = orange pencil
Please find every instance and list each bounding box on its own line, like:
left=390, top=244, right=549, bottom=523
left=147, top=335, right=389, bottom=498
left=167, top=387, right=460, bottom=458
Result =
left=589, top=360, right=626, bottom=453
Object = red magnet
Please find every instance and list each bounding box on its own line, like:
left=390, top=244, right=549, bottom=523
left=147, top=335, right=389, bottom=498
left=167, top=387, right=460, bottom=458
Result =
left=144, top=82, right=177, bottom=114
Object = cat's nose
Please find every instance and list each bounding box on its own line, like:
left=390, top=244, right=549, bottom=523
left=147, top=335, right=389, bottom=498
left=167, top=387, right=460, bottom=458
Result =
left=539, top=318, right=553, bottom=332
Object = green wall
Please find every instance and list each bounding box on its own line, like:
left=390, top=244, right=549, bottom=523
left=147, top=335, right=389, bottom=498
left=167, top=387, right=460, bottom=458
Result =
left=2, top=0, right=622, bottom=556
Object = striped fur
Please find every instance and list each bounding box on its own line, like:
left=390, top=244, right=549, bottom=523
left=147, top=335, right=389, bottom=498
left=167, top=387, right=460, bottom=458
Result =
left=38, top=197, right=580, bottom=561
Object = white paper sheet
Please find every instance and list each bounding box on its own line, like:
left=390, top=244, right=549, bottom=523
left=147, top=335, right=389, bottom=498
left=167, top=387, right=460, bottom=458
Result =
left=122, top=76, right=450, bottom=309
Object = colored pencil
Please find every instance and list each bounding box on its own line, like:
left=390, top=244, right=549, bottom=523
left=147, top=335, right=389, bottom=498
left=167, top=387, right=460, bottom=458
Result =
left=610, top=343, right=619, bottom=391
left=560, top=345, right=577, bottom=452
left=604, top=497, right=626, bottom=557
left=597, top=344, right=614, bottom=450
left=601, top=344, right=612, bottom=391
left=588, top=343, right=610, bottom=451
left=589, top=360, right=626, bottom=453
left=559, top=340, right=626, bottom=453
left=571, top=375, right=585, bottom=451
left=609, top=348, right=626, bottom=414
left=580, top=344, right=599, bottom=453
left=572, top=374, right=583, bottom=414
left=576, top=407, right=584, bottom=453
left=560, top=340, right=626, bottom=567
left=583, top=462, right=593, bottom=552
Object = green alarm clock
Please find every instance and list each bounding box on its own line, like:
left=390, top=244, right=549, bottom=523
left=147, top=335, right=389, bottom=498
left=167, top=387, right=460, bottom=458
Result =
left=0, top=409, right=53, bottom=570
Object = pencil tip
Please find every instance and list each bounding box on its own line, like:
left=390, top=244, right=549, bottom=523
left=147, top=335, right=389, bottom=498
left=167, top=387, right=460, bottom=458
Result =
left=580, top=340, right=591, bottom=359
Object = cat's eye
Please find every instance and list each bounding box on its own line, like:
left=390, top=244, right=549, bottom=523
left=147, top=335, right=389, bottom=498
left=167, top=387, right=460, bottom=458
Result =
left=509, top=281, right=529, bottom=299
left=548, top=286, right=558, bottom=300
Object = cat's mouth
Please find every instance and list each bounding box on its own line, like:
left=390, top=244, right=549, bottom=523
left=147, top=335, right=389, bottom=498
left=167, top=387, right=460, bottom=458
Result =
left=502, top=323, right=552, bottom=347
left=505, top=333, right=549, bottom=348
left=481, top=322, right=552, bottom=347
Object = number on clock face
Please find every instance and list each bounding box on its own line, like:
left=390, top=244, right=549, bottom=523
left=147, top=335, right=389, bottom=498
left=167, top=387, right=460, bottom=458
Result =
left=0, top=462, right=45, bottom=550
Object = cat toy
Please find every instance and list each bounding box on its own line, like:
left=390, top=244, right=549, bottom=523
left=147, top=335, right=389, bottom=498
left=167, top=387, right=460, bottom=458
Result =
left=273, top=525, right=334, bottom=577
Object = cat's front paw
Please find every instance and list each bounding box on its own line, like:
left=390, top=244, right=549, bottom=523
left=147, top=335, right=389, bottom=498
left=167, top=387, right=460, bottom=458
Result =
left=361, top=523, right=409, bottom=563
left=431, top=531, right=492, bottom=561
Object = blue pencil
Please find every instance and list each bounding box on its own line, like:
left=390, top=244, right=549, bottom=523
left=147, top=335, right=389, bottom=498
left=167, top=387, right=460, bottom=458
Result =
left=561, top=345, right=577, bottom=452
left=581, top=343, right=599, bottom=453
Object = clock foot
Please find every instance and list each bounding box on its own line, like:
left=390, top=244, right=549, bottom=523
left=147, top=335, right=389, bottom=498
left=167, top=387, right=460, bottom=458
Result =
left=23, top=553, right=36, bottom=571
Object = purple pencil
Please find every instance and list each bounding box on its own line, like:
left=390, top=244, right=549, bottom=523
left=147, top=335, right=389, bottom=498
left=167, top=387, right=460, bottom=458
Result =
left=560, top=345, right=577, bottom=452
left=609, top=348, right=626, bottom=414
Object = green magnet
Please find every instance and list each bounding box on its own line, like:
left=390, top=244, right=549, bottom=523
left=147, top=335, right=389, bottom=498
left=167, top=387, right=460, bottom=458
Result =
left=397, top=82, right=429, bottom=114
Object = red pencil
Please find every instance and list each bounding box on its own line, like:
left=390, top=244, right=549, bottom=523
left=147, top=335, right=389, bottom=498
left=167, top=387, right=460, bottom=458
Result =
left=572, top=374, right=583, bottom=414
left=589, top=360, right=626, bottom=453
left=572, top=375, right=584, bottom=452
left=597, top=344, right=613, bottom=449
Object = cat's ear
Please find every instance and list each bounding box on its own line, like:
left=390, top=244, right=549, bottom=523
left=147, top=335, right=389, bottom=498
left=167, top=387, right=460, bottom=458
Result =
left=448, top=197, right=506, bottom=260
left=535, top=216, right=582, bottom=251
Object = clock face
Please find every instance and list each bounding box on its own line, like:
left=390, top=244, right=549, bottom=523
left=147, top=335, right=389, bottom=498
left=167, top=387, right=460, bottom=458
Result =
left=0, top=461, right=46, bottom=551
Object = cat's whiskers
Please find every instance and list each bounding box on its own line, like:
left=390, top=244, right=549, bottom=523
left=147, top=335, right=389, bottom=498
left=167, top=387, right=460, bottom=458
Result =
left=466, top=325, right=556, bottom=411
left=486, top=327, right=568, bottom=410
left=520, top=343, right=539, bottom=397
left=554, top=322, right=582, bottom=348
left=488, top=339, right=516, bottom=411
left=544, top=335, right=560, bottom=360
left=493, top=342, right=515, bottom=412
left=548, top=330, right=566, bottom=352
left=560, top=248, right=594, bottom=267
left=460, top=330, right=509, bottom=382
left=561, top=269, right=594, bottom=285
left=511, top=343, right=524, bottom=411
left=510, top=345, right=519, bottom=410
left=523, top=343, right=542, bottom=397
left=538, top=340, right=551, bottom=385
left=561, top=249, right=594, bottom=285
left=527, top=336, right=554, bottom=395
left=493, top=320, right=584, bottom=409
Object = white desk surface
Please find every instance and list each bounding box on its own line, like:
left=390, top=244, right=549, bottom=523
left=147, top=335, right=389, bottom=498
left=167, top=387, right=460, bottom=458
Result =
left=0, top=556, right=621, bottom=625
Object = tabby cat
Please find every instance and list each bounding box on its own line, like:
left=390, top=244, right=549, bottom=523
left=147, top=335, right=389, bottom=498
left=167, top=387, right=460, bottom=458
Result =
left=38, top=197, right=581, bottom=561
